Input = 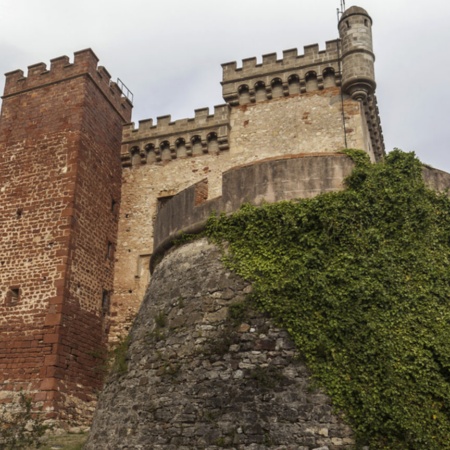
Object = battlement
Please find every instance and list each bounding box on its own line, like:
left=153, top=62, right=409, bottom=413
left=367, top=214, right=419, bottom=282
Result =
left=3, top=48, right=132, bottom=120
left=121, top=104, right=230, bottom=167
left=221, top=40, right=341, bottom=105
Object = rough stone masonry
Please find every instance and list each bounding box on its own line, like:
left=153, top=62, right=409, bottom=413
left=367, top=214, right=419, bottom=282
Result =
left=86, top=239, right=355, bottom=449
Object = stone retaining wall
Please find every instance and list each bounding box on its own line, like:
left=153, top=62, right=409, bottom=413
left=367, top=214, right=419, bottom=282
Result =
left=86, top=239, right=355, bottom=449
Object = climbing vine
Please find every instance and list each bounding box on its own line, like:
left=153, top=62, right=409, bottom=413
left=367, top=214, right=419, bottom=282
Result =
left=206, top=150, right=450, bottom=449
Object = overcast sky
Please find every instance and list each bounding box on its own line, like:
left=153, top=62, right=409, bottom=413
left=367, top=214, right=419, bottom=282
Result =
left=1, top=0, right=449, bottom=171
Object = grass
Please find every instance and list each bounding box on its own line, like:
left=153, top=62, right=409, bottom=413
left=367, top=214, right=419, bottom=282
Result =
left=36, top=432, right=88, bottom=450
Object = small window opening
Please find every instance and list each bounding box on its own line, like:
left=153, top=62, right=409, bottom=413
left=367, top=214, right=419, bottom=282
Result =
left=364, top=19, right=368, bottom=26
left=111, top=199, right=117, bottom=213
left=16, top=208, right=23, bottom=219
left=106, top=241, right=113, bottom=260
left=102, top=290, right=110, bottom=316
left=346, top=20, right=350, bottom=29
left=6, top=287, right=20, bottom=306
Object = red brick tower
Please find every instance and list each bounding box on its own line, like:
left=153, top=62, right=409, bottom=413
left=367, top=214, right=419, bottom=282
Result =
left=0, top=49, right=132, bottom=423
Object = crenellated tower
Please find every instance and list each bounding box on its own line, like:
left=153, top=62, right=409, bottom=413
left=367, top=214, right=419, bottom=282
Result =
left=0, top=49, right=131, bottom=423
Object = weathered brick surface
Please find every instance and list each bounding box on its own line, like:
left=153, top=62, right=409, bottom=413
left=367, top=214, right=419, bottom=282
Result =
left=0, top=49, right=130, bottom=423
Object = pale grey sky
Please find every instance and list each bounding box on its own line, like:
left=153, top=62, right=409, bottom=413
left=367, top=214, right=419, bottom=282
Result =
left=1, top=0, right=449, bottom=171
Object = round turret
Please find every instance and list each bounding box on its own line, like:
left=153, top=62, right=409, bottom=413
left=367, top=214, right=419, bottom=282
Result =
left=338, top=6, right=376, bottom=101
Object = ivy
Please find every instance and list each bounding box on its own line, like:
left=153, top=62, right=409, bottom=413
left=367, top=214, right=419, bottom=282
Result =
left=206, top=150, right=450, bottom=449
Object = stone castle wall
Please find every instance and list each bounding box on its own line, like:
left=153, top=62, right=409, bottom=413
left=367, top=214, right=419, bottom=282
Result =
left=112, top=49, right=383, bottom=339
left=151, top=153, right=355, bottom=266
left=111, top=5, right=385, bottom=338
left=86, top=238, right=355, bottom=449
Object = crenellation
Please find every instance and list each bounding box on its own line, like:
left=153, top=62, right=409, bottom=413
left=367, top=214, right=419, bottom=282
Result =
left=109, top=81, right=122, bottom=98
left=282, top=47, right=298, bottom=62
left=2, top=48, right=131, bottom=121
left=27, top=62, right=48, bottom=77
left=121, top=104, right=231, bottom=165
left=49, top=55, right=70, bottom=71
left=222, top=40, right=341, bottom=83
left=262, top=52, right=277, bottom=64
left=304, top=43, right=320, bottom=57
left=194, top=107, right=209, bottom=119
left=96, top=65, right=112, bottom=84
left=242, top=56, right=257, bottom=70
left=73, top=48, right=99, bottom=71
left=221, top=41, right=342, bottom=106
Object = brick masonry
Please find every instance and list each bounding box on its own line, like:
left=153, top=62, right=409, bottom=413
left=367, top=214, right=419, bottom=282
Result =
left=0, top=49, right=131, bottom=423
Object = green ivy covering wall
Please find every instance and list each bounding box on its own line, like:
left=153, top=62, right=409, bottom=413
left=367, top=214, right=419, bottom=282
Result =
left=206, top=150, right=450, bottom=449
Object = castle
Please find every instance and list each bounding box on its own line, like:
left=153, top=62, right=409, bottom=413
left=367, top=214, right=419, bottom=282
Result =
left=0, top=5, right=413, bottom=427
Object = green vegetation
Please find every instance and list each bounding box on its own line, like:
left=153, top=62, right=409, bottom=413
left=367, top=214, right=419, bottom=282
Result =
left=155, top=311, right=167, bottom=329
left=206, top=150, right=450, bottom=449
left=38, top=432, right=87, bottom=450
left=109, top=335, right=130, bottom=376
left=0, top=392, right=48, bottom=449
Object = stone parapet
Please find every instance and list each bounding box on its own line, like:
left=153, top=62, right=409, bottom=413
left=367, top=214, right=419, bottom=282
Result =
left=151, top=153, right=355, bottom=270
left=3, top=49, right=132, bottom=121
left=422, top=165, right=450, bottom=192
left=221, top=41, right=341, bottom=106
left=121, top=105, right=230, bottom=167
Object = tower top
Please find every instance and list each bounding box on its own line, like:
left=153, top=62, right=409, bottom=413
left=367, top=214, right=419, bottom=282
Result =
left=339, top=5, right=372, bottom=24
left=338, top=5, right=376, bottom=101
left=3, top=48, right=132, bottom=121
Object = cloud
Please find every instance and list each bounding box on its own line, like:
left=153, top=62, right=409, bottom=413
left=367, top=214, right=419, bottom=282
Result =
left=0, top=0, right=448, bottom=170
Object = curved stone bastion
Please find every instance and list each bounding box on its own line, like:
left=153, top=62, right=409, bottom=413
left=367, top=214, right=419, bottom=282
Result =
left=85, top=238, right=355, bottom=449
left=151, top=153, right=356, bottom=271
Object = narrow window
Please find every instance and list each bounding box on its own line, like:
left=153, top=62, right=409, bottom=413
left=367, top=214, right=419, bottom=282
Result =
left=111, top=199, right=117, bottom=213
left=102, top=290, right=110, bottom=316
left=106, top=241, right=113, bottom=259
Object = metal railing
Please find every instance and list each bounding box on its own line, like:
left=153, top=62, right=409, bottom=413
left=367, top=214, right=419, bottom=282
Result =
left=117, top=78, right=134, bottom=104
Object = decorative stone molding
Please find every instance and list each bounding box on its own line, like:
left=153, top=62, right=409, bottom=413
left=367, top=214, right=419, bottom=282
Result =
left=121, top=105, right=230, bottom=167
left=221, top=41, right=342, bottom=106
